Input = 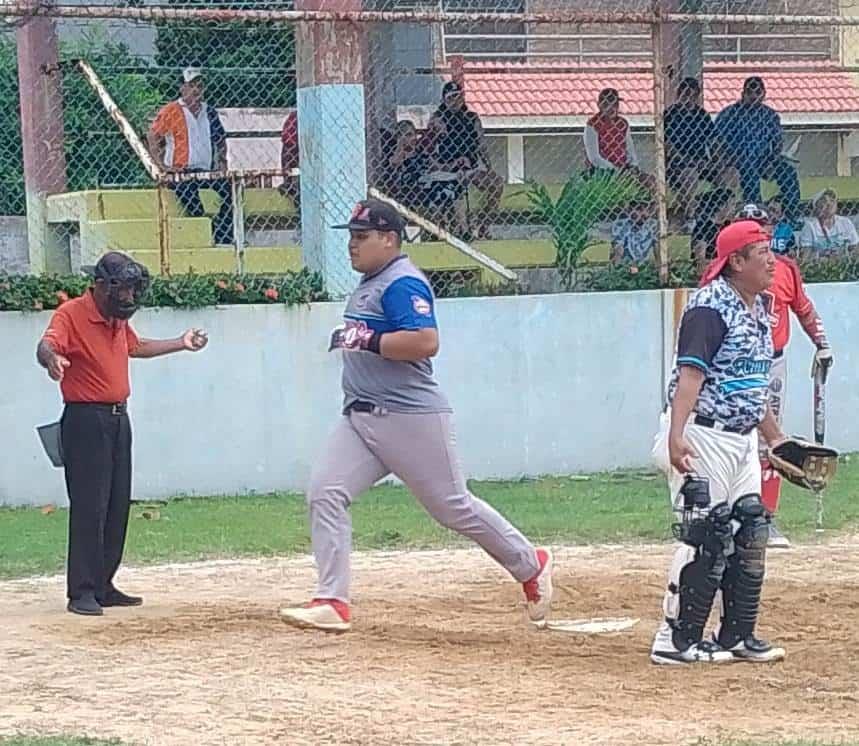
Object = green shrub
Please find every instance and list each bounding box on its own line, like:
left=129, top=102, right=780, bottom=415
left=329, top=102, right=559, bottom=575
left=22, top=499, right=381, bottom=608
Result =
left=0, top=268, right=326, bottom=312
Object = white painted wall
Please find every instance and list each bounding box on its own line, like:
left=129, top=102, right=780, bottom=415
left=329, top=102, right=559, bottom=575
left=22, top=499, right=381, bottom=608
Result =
left=1, top=283, right=857, bottom=507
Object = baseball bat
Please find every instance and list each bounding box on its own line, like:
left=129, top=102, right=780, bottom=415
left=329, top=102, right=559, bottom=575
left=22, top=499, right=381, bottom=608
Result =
left=813, top=364, right=826, bottom=532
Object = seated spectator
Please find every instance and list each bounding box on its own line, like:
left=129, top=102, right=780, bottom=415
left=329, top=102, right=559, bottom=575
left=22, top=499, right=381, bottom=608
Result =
left=715, top=77, right=800, bottom=223
left=278, top=110, right=300, bottom=218
left=584, top=88, right=656, bottom=191
left=427, top=81, right=504, bottom=239
left=611, top=198, right=657, bottom=264
left=798, top=188, right=859, bottom=256
left=765, top=194, right=797, bottom=255
left=691, top=188, right=735, bottom=265
left=384, top=120, right=467, bottom=235
left=664, top=77, right=736, bottom=229
left=147, top=67, right=234, bottom=246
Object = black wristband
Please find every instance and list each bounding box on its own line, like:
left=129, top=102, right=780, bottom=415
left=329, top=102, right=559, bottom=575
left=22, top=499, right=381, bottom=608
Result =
left=367, top=332, right=384, bottom=355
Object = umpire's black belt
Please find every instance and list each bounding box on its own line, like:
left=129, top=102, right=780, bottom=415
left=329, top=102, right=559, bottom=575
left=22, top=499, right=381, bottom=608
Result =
left=692, top=414, right=754, bottom=436
left=65, top=401, right=128, bottom=415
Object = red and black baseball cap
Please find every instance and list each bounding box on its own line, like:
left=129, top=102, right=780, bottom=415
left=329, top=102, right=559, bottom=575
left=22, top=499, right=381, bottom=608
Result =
left=699, top=220, right=772, bottom=287
left=332, top=199, right=406, bottom=234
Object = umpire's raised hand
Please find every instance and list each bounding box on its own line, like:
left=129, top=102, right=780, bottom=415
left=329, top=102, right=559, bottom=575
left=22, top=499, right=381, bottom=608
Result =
left=182, top=328, right=209, bottom=352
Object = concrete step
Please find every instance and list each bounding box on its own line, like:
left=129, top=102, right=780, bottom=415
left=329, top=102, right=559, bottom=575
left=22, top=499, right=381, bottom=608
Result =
left=80, top=217, right=214, bottom=254
left=47, top=188, right=297, bottom=222
left=128, top=246, right=302, bottom=274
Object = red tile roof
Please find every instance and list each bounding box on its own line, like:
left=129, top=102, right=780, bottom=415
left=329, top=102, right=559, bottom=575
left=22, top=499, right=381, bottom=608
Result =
left=459, top=62, right=859, bottom=118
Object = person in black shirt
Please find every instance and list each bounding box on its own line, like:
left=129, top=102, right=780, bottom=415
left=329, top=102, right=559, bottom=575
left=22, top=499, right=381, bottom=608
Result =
left=427, top=81, right=504, bottom=239
left=665, top=78, right=737, bottom=229
left=383, top=120, right=467, bottom=235
left=691, top=188, right=736, bottom=267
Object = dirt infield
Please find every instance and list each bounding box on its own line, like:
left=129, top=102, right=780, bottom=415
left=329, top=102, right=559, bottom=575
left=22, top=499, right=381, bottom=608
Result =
left=1, top=541, right=858, bottom=746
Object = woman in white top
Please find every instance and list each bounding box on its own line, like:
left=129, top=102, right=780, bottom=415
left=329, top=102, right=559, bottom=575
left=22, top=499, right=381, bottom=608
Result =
left=798, top=189, right=859, bottom=256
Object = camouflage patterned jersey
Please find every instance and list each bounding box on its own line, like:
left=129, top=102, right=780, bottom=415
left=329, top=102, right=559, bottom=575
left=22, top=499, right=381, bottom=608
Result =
left=667, top=275, right=774, bottom=433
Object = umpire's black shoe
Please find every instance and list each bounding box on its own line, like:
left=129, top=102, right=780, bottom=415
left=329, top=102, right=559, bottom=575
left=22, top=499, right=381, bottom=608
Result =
left=97, top=588, right=143, bottom=607
left=67, top=595, right=103, bottom=616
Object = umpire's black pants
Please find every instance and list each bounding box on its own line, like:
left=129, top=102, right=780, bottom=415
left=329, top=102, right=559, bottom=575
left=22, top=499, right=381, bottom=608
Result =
left=61, top=403, right=132, bottom=601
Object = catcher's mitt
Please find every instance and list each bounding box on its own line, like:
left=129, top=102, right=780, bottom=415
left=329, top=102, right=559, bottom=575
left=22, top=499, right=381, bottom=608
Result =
left=769, top=438, right=839, bottom=491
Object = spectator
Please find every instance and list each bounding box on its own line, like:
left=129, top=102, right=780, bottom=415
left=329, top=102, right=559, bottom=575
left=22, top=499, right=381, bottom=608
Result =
left=765, top=194, right=797, bottom=255
left=690, top=188, right=735, bottom=265
left=385, top=120, right=467, bottom=235
left=427, top=81, right=504, bottom=239
left=664, top=77, right=736, bottom=229
left=715, top=76, right=800, bottom=223
left=147, top=68, right=234, bottom=246
left=611, top=197, right=658, bottom=264
left=278, top=110, right=300, bottom=218
left=584, top=88, right=656, bottom=191
left=798, top=188, right=859, bottom=256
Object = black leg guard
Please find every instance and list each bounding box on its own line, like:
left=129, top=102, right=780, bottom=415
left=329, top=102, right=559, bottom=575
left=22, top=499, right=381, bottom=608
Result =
left=668, top=502, right=734, bottom=651
left=717, top=494, right=769, bottom=649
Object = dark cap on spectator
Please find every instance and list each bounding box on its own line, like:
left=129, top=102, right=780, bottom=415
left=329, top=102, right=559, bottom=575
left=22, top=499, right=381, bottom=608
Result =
left=598, top=88, right=621, bottom=105
left=442, top=81, right=464, bottom=100
left=332, top=199, right=406, bottom=234
left=743, top=76, right=765, bottom=92
left=678, top=77, right=700, bottom=94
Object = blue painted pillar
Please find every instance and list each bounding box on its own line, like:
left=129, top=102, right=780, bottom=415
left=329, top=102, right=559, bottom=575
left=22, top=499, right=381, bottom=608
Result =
left=295, top=0, right=367, bottom=298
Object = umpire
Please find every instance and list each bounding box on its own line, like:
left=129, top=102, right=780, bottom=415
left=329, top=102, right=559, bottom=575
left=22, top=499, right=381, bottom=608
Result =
left=36, top=251, right=208, bottom=616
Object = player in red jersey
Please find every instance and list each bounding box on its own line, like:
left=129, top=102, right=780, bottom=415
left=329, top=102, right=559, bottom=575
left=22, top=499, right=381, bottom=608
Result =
left=735, top=205, right=834, bottom=548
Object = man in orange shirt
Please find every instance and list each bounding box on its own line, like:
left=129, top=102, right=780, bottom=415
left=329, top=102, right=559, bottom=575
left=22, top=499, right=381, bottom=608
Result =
left=736, top=205, right=833, bottom=548
left=147, top=68, right=233, bottom=246
left=37, top=252, right=209, bottom=615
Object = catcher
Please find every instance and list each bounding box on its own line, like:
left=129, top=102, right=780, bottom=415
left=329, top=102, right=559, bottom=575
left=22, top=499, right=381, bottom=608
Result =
left=735, top=203, right=834, bottom=548
left=650, top=221, right=837, bottom=665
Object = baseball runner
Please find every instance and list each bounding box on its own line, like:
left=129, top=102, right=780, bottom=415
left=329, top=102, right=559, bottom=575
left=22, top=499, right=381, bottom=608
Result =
left=650, top=220, right=789, bottom=665
left=736, top=204, right=833, bottom=548
left=279, top=199, right=553, bottom=632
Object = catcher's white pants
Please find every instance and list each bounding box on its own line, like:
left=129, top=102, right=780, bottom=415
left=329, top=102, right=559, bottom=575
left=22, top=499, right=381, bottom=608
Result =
left=652, top=409, right=763, bottom=643
left=652, top=409, right=762, bottom=510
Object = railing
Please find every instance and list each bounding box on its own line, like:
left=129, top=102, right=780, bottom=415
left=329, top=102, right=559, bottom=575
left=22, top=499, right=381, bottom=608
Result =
left=441, top=31, right=836, bottom=64
left=703, top=33, right=833, bottom=62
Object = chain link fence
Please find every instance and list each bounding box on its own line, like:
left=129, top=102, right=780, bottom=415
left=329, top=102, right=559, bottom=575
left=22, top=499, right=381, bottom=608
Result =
left=2, top=1, right=859, bottom=297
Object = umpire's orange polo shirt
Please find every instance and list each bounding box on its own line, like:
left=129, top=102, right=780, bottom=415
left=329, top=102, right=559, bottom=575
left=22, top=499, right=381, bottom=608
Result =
left=42, top=289, right=140, bottom=403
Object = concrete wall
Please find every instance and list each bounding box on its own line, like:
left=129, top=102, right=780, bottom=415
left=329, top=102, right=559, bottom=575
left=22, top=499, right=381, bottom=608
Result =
left=2, top=283, right=857, bottom=507
left=0, top=217, right=28, bottom=274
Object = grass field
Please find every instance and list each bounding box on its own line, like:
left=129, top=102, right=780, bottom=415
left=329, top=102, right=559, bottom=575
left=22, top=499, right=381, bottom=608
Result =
left=1, top=458, right=857, bottom=580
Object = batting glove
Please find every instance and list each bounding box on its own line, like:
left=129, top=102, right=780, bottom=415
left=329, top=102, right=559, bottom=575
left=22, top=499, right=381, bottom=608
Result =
left=811, top=346, right=834, bottom=381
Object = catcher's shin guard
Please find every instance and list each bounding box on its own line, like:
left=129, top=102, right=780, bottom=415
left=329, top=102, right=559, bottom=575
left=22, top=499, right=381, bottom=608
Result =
left=716, top=495, right=769, bottom=649
left=662, top=502, right=734, bottom=651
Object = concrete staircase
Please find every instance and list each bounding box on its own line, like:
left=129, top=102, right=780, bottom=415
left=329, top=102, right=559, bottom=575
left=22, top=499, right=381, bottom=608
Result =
left=47, top=187, right=300, bottom=274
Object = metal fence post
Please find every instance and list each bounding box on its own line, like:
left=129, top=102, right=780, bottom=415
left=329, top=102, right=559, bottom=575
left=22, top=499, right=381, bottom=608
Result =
left=231, top=174, right=246, bottom=274
left=156, top=183, right=171, bottom=276
left=651, top=11, right=670, bottom=287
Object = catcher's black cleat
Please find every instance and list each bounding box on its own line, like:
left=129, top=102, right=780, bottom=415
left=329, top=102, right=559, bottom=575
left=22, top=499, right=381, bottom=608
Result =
left=715, top=634, right=785, bottom=662
left=67, top=595, right=103, bottom=616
